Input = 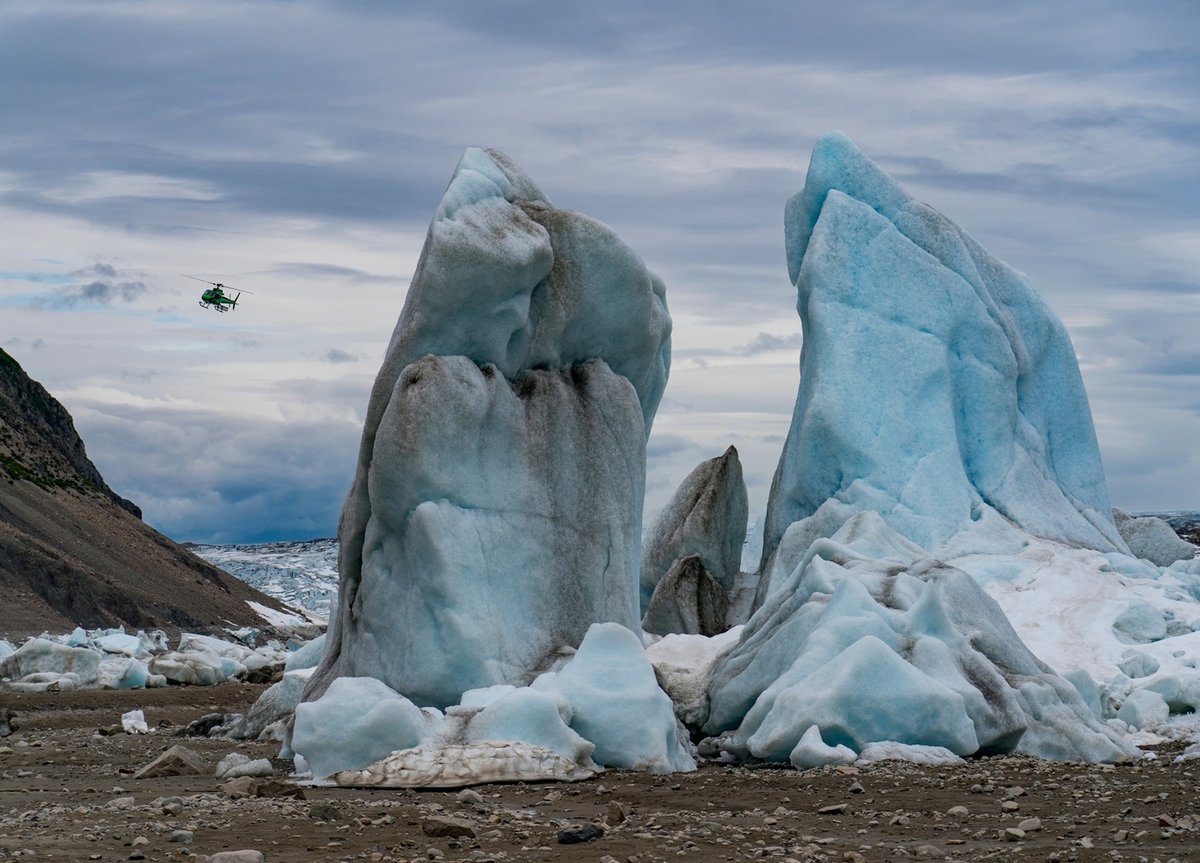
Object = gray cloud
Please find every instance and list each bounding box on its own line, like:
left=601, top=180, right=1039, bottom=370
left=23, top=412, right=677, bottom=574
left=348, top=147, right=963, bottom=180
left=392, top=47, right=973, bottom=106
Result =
left=324, top=348, right=359, bottom=364
left=1140, top=352, right=1200, bottom=377
left=735, top=332, right=803, bottom=356
left=74, top=403, right=359, bottom=544
left=267, top=262, right=403, bottom=284
left=35, top=264, right=149, bottom=309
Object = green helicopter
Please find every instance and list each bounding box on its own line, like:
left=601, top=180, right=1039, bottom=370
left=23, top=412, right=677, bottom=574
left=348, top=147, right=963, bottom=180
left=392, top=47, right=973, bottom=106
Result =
left=184, top=274, right=253, bottom=312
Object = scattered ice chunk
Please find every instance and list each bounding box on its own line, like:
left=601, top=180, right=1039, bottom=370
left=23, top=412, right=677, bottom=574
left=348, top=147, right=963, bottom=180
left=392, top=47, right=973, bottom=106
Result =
left=533, top=623, right=694, bottom=773
left=292, top=677, right=432, bottom=780
left=463, top=688, right=596, bottom=769
left=97, top=631, right=143, bottom=657
left=788, top=725, right=856, bottom=770
left=1141, top=674, right=1200, bottom=713
left=855, top=741, right=964, bottom=766
left=1174, top=742, right=1200, bottom=763
left=1118, top=650, right=1160, bottom=679
left=1113, top=601, right=1168, bottom=644
left=1115, top=509, right=1196, bottom=567
left=121, top=709, right=148, bottom=734
left=0, top=638, right=100, bottom=687
left=99, top=658, right=151, bottom=690
left=1116, top=689, right=1170, bottom=731
left=215, top=752, right=273, bottom=779
left=148, top=650, right=227, bottom=686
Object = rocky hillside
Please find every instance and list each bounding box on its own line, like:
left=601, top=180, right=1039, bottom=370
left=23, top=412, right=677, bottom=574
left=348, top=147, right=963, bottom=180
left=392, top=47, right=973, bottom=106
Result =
left=0, top=347, right=288, bottom=637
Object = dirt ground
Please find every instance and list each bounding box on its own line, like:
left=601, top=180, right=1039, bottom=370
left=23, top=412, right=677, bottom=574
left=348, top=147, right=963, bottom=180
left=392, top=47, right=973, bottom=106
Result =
left=1, top=685, right=1197, bottom=863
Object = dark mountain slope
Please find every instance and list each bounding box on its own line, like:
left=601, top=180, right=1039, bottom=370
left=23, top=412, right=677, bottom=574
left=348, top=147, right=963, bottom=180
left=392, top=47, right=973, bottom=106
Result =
left=0, top=347, right=288, bottom=638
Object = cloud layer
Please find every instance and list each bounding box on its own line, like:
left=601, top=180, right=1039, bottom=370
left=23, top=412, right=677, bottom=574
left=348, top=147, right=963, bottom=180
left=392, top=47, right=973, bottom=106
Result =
left=1, top=1, right=1197, bottom=542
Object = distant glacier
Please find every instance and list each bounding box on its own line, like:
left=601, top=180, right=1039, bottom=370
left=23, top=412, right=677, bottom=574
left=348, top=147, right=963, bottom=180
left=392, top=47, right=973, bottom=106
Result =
left=189, top=539, right=339, bottom=620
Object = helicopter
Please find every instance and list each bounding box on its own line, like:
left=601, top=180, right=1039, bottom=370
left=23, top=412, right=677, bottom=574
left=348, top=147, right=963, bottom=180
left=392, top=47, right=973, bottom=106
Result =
left=184, top=274, right=253, bottom=312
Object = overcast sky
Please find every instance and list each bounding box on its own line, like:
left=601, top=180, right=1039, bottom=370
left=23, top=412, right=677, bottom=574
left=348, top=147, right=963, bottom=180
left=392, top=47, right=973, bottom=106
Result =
left=1, top=1, right=1197, bottom=544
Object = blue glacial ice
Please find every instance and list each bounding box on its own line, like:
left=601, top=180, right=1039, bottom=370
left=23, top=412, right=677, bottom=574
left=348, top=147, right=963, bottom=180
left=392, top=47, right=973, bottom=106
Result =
left=704, top=512, right=1136, bottom=764
left=701, top=134, right=1142, bottom=766
left=287, top=149, right=686, bottom=780
left=761, top=131, right=1126, bottom=578
left=293, top=676, right=435, bottom=781
left=306, top=148, right=671, bottom=711
left=282, top=136, right=1198, bottom=779
left=531, top=622, right=694, bottom=773
left=294, top=622, right=689, bottom=785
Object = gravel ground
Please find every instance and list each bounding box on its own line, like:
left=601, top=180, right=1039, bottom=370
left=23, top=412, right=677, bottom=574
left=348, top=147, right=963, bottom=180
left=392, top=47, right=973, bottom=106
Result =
left=1, top=685, right=1198, bottom=863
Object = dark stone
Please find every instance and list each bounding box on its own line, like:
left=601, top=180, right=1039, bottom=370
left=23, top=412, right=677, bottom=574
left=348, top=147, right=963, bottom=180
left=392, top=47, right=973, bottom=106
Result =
left=239, top=665, right=281, bottom=685
left=421, top=816, right=476, bottom=839
left=640, top=445, right=748, bottom=610
left=173, top=713, right=227, bottom=738
left=557, top=825, right=605, bottom=844
left=254, top=780, right=306, bottom=800
left=308, top=802, right=342, bottom=821
left=642, top=554, right=730, bottom=637
left=0, top=708, right=17, bottom=738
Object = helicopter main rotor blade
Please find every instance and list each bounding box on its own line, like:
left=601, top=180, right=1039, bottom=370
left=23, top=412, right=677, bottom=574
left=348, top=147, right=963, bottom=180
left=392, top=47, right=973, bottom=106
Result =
left=182, top=273, right=222, bottom=287
left=182, top=274, right=255, bottom=293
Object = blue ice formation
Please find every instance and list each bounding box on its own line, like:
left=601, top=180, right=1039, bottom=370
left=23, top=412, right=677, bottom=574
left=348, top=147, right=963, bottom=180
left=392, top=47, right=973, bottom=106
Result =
left=531, top=622, right=694, bottom=773
left=293, top=676, right=434, bottom=781
left=760, top=132, right=1125, bottom=583
left=306, top=149, right=671, bottom=711
left=292, top=622, right=691, bottom=785
left=704, top=512, right=1136, bottom=764
left=700, top=135, right=1139, bottom=766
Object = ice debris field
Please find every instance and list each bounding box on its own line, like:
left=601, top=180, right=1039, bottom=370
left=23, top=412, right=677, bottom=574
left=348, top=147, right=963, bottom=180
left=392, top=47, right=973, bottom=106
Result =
left=6, top=133, right=1200, bottom=786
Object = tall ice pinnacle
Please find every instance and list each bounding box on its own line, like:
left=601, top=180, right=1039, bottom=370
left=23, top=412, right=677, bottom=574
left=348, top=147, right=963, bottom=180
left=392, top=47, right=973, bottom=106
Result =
left=700, top=134, right=1137, bottom=767
left=759, top=131, right=1125, bottom=588
left=307, top=148, right=672, bottom=709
